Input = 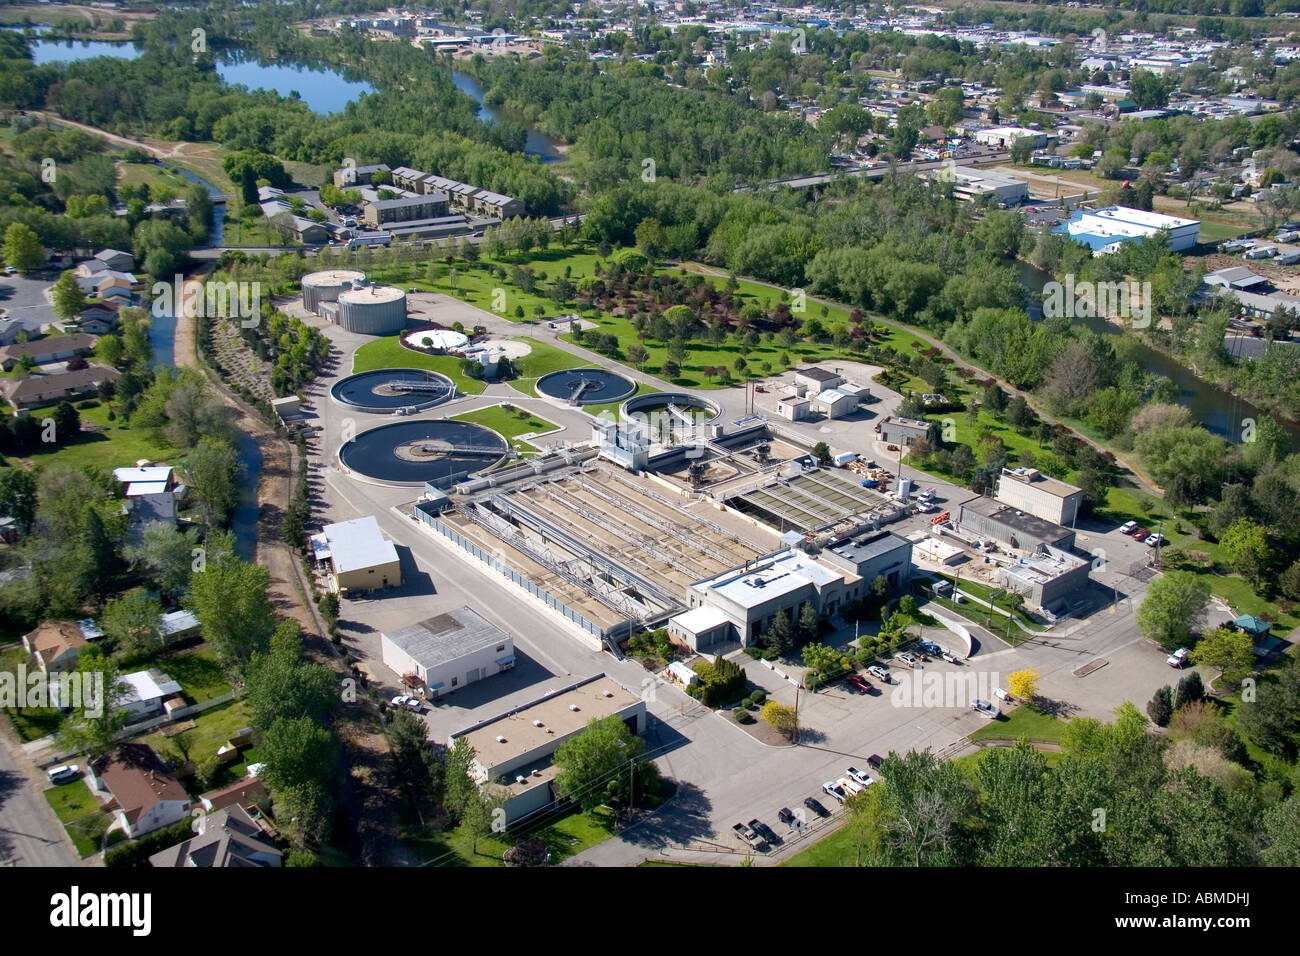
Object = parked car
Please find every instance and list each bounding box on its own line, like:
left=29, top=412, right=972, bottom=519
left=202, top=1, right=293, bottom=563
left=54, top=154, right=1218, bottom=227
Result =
left=994, top=687, right=1013, bottom=702
left=867, top=664, right=892, bottom=683
left=916, top=501, right=936, bottom=513
left=1120, top=520, right=1138, bottom=535
left=46, top=764, right=79, bottom=785
left=804, top=796, right=829, bottom=817
left=1133, top=528, right=1150, bottom=541
left=751, top=819, right=779, bottom=845
left=941, top=650, right=959, bottom=664
left=866, top=754, right=884, bottom=771
left=732, top=821, right=767, bottom=850
left=897, top=652, right=919, bottom=668
left=919, top=640, right=942, bottom=655
left=846, top=673, right=872, bottom=693
left=777, top=806, right=796, bottom=828
left=837, top=775, right=864, bottom=796
left=822, top=781, right=848, bottom=803
left=846, top=767, right=874, bottom=788
left=1167, top=647, right=1190, bottom=668
left=971, top=699, right=999, bottom=718
left=1144, top=533, right=1164, bottom=547
left=391, top=695, right=423, bottom=712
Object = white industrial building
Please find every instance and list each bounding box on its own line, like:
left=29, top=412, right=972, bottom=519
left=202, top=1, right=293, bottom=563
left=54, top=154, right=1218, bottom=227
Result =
left=776, top=394, right=812, bottom=421
left=673, top=529, right=913, bottom=648
left=930, top=166, right=1030, bottom=204
left=1054, top=206, right=1201, bottom=254
left=793, top=367, right=844, bottom=396
left=380, top=606, right=515, bottom=698
left=311, top=516, right=403, bottom=593
left=995, top=466, right=1083, bottom=526
left=810, top=387, right=858, bottom=419
left=450, top=674, right=644, bottom=823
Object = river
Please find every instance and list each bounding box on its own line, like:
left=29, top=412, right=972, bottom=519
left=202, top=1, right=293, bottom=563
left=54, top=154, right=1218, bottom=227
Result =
left=451, top=70, right=565, bottom=164
left=1016, top=262, right=1300, bottom=447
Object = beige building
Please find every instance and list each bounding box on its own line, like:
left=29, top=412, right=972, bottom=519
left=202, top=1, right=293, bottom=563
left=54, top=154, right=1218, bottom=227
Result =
left=311, top=516, right=402, bottom=593
left=995, top=467, right=1083, bottom=527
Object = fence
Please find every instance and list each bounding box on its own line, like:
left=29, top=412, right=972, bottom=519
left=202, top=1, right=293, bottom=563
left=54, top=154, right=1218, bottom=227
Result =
left=416, top=510, right=613, bottom=645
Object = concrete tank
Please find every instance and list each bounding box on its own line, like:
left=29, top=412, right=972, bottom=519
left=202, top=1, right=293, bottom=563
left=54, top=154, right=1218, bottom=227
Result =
left=301, top=270, right=366, bottom=315
left=336, top=284, right=407, bottom=335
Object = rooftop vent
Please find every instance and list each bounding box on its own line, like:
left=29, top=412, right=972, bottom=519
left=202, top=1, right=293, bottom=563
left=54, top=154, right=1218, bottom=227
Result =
left=532, top=720, right=545, bottom=728
left=601, top=689, right=613, bottom=698
left=495, top=735, right=507, bottom=743
left=515, top=775, right=527, bottom=784
left=568, top=704, right=580, bottom=711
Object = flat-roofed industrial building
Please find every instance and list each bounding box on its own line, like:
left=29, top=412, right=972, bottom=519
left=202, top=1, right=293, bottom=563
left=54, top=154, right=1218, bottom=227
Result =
left=450, top=674, right=644, bottom=823
left=995, top=466, right=1082, bottom=527
left=381, top=606, right=515, bottom=698
left=311, top=515, right=403, bottom=593
left=957, top=496, right=1076, bottom=552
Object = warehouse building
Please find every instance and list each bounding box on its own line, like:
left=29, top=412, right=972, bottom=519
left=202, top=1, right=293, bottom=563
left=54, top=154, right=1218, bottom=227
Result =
left=450, top=674, right=644, bottom=823
left=957, top=496, right=1076, bottom=552
left=993, top=545, right=1092, bottom=611
left=930, top=167, right=1030, bottom=204
left=995, top=466, right=1082, bottom=526
left=311, top=516, right=403, bottom=593
left=810, top=387, right=858, bottom=419
left=380, top=606, right=515, bottom=699
left=1054, top=206, right=1201, bottom=254
left=878, top=416, right=933, bottom=447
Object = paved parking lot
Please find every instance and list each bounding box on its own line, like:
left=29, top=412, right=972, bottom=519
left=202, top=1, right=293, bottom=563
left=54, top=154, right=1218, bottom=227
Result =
left=0, top=273, right=56, bottom=334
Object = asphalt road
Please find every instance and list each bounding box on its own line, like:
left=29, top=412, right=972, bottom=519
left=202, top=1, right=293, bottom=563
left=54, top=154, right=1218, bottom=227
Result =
left=0, top=730, right=79, bottom=868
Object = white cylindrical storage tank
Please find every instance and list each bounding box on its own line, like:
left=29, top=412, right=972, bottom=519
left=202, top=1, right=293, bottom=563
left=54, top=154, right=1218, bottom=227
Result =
left=896, top=476, right=912, bottom=501
left=336, top=284, right=407, bottom=335
left=301, top=270, right=366, bottom=315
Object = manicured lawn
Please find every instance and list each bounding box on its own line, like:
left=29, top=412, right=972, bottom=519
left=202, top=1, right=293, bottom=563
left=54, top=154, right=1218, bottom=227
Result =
left=512, top=336, right=589, bottom=379
left=928, top=573, right=1046, bottom=633
left=23, top=401, right=179, bottom=474
left=137, top=699, right=252, bottom=767
left=451, top=404, right=558, bottom=441
left=583, top=383, right=660, bottom=419
left=160, top=646, right=233, bottom=704
left=44, top=779, right=115, bottom=857
left=0, top=648, right=64, bottom=742
left=782, top=821, right=868, bottom=867
left=970, top=705, right=1066, bottom=744
left=351, top=336, right=486, bottom=394
left=403, top=805, right=617, bottom=867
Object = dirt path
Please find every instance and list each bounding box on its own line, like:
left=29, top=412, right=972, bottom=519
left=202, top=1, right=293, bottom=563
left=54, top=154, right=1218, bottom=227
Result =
left=177, top=280, right=409, bottom=863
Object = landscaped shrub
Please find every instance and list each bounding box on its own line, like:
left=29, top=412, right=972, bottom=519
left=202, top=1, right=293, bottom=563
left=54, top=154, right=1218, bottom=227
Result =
left=691, top=655, right=748, bottom=708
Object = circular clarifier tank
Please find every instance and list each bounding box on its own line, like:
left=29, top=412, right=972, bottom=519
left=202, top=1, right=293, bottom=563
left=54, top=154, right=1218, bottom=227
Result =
left=338, top=419, right=509, bottom=486
left=330, top=368, right=455, bottom=413
left=619, top=391, right=721, bottom=424
left=535, top=368, right=636, bottom=405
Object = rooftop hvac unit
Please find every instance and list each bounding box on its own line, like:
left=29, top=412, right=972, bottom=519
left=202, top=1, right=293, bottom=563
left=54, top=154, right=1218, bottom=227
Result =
left=495, top=735, right=507, bottom=743
left=568, top=704, right=580, bottom=711
left=532, top=720, right=545, bottom=728
left=515, top=775, right=527, bottom=784
left=531, top=769, right=542, bottom=776
left=601, top=690, right=613, bottom=698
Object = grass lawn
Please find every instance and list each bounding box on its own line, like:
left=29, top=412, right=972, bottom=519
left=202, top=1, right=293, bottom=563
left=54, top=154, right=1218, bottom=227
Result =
left=451, top=403, right=558, bottom=442
left=159, top=645, right=233, bottom=704
left=21, top=400, right=179, bottom=474
left=403, top=805, right=617, bottom=867
left=117, top=161, right=194, bottom=198
left=136, top=699, right=252, bottom=767
left=583, top=383, right=660, bottom=419
left=0, top=648, right=64, bottom=742
left=512, top=336, right=589, bottom=379
left=351, top=336, right=486, bottom=394
left=928, top=573, right=1046, bottom=632
left=970, top=704, right=1066, bottom=744
left=44, top=779, right=115, bottom=857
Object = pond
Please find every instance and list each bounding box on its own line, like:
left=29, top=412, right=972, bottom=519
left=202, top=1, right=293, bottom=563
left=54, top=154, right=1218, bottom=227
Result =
left=215, top=56, right=375, bottom=115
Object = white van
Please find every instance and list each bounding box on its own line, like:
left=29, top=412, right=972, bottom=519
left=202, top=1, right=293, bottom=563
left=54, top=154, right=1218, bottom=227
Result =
left=46, top=764, right=79, bottom=785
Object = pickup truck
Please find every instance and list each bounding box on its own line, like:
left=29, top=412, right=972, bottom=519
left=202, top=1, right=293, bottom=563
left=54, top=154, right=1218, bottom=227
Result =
left=732, top=821, right=768, bottom=850
left=837, top=775, right=864, bottom=796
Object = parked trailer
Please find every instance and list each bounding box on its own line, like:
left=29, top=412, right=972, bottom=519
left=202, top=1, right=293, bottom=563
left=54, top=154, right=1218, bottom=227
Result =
left=1276, top=251, right=1300, bottom=266
left=832, top=452, right=858, bottom=467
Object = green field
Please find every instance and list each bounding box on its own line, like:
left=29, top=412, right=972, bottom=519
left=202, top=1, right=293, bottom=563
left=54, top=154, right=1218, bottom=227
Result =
left=402, top=805, right=616, bottom=867
left=450, top=403, right=559, bottom=455
left=970, top=705, right=1066, bottom=744
left=137, top=699, right=252, bottom=769
left=23, top=401, right=179, bottom=474
left=44, top=779, right=116, bottom=857
left=160, top=645, right=233, bottom=704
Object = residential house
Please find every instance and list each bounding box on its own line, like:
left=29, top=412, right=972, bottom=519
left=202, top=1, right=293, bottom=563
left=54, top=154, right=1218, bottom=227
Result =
left=88, top=744, right=189, bottom=839
left=197, top=776, right=269, bottom=814
left=76, top=300, right=121, bottom=334
left=21, top=620, right=87, bottom=674
left=0, top=364, right=120, bottom=409
left=118, top=668, right=184, bottom=721
left=93, top=249, right=135, bottom=273
left=148, top=805, right=281, bottom=867
left=0, top=334, right=97, bottom=371
left=333, top=163, right=391, bottom=188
